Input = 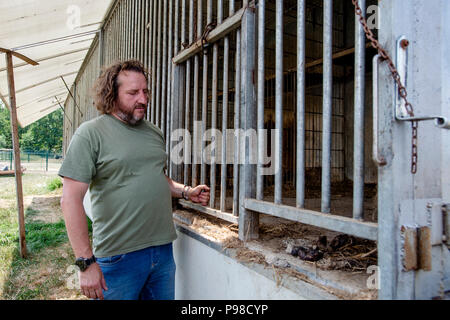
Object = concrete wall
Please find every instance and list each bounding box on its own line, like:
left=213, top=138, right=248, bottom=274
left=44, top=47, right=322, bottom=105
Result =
left=173, top=226, right=338, bottom=300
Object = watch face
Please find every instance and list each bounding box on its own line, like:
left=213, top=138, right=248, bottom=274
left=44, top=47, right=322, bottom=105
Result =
left=75, top=258, right=87, bottom=272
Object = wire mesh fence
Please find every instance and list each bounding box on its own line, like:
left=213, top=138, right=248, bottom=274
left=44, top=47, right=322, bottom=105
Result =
left=0, top=149, right=63, bottom=173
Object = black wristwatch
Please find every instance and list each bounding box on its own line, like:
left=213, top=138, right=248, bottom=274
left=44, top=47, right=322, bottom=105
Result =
left=75, top=255, right=96, bottom=272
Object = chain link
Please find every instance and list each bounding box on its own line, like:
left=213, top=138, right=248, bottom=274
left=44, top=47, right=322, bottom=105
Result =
left=352, top=0, right=418, bottom=174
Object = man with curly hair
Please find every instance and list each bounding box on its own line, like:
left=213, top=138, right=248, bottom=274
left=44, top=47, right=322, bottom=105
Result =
left=59, top=60, right=210, bottom=300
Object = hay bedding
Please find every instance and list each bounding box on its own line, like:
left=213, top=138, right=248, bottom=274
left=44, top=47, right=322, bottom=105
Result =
left=174, top=209, right=377, bottom=273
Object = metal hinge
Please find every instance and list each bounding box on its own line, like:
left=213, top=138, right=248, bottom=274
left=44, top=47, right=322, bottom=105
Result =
left=442, top=204, right=450, bottom=248
left=400, top=199, right=448, bottom=271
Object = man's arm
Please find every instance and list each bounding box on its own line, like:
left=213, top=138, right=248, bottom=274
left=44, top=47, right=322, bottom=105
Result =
left=60, top=177, right=107, bottom=299
left=164, top=175, right=210, bottom=206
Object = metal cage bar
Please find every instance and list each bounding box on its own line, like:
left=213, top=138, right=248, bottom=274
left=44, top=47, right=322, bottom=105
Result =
left=256, top=0, right=265, bottom=202
left=321, top=0, right=333, bottom=213
left=353, top=0, right=366, bottom=220
left=274, top=0, right=283, bottom=205
left=296, top=0, right=306, bottom=208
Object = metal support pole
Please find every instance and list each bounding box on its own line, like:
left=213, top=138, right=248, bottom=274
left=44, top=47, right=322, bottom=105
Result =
left=166, top=0, right=174, bottom=175
left=233, top=15, right=241, bottom=217
left=210, top=0, right=220, bottom=208
left=151, top=0, right=157, bottom=123
left=296, top=0, right=306, bottom=208
left=321, top=0, right=333, bottom=213
left=184, top=0, right=194, bottom=186
left=353, top=0, right=366, bottom=220
left=182, top=0, right=188, bottom=185
left=274, top=0, right=283, bottom=205
left=220, top=0, right=231, bottom=212
left=200, top=0, right=212, bottom=186
left=155, top=0, right=162, bottom=127
left=239, top=2, right=258, bottom=240
left=161, top=0, right=168, bottom=137
left=256, top=0, right=265, bottom=201
left=192, top=0, right=202, bottom=187
left=147, top=0, right=153, bottom=121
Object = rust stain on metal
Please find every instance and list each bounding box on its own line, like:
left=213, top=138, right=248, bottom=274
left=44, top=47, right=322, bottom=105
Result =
left=402, top=226, right=418, bottom=271
left=418, top=226, right=432, bottom=271
left=400, top=39, right=410, bottom=49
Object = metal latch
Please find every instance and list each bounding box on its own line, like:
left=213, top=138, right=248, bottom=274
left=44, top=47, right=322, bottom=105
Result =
left=395, top=36, right=450, bottom=129
left=401, top=225, right=432, bottom=271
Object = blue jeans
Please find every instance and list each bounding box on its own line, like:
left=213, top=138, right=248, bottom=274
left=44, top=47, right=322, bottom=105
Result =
left=96, top=243, right=176, bottom=300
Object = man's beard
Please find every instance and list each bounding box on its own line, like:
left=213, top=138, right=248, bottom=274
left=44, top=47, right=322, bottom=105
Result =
left=114, top=103, right=146, bottom=126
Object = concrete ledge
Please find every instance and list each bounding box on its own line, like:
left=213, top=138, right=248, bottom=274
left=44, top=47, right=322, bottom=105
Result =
left=174, top=222, right=354, bottom=300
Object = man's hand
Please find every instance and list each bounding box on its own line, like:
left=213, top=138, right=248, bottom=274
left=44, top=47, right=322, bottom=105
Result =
left=79, top=263, right=108, bottom=300
left=188, top=185, right=210, bottom=206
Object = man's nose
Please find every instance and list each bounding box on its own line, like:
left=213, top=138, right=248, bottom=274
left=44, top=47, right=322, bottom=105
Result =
left=138, top=91, right=148, bottom=104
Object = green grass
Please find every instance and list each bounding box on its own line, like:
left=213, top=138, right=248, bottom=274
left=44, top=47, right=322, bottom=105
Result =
left=25, top=220, right=68, bottom=253
left=46, top=177, right=63, bottom=191
left=0, top=172, right=84, bottom=299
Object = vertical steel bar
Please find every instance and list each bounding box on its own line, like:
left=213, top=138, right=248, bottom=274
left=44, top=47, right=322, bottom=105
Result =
left=166, top=0, right=174, bottom=174
left=232, top=5, right=240, bottom=216
left=124, top=1, right=127, bottom=59
left=119, top=2, right=123, bottom=60
left=147, top=0, right=155, bottom=121
left=183, top=0, right=190, bottom=185
left=239, top=1, right=258, bottom=240
left=170, top=0, right=181, bottom=179
left=184, top=0, right=194, bottom=185
left=192, top=0, right=202, bottom=186
left=274, top=0, right=283, bottom=205
left=138, top=0, right=143, bottom=61
left=125, top=0, right=128, bottom=59
left=99, top=28, right=104, bottom=71
left=220, top=0, right=231, bottom=212
left=161, top=0, right=168, bottom=139
left=128, top=0, right=133, bottom=58
left=131, top=0, right=136, bottom=59
left=144, top=0, right=149, bottom=70
left=353, top=0, right=366, bottom=220
left=134, top=0, right=137, bottom=58
left=321, top=0, right=333, bottom=213
left=122, top=1, right=126, bottom=60
left=210, top=0, right=220, bottom=208
left=296, top=0, right=306, bottom=208
left=151, top=0, right=157, bottom=123
left=200, top=0, right=212, bottom=185
left=155, top=0, right=162, bottom=127
left=256, top=0, right=265, bottom=201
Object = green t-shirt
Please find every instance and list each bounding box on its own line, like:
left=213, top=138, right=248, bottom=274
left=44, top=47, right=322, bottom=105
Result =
left=59, top=114, right=177, bottom=258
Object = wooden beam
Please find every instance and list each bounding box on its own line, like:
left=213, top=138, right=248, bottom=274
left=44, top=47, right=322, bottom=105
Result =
left=0, top=47, right=89, bottom=73
left=172, top=7, right=245, bottom=64
left=5, top=52, right=27, bottom=258
left=0, top=47, right=38, bottom=66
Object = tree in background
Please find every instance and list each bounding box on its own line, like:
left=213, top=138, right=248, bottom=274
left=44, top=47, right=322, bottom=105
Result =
left=0, top=102, right=63, bottom=153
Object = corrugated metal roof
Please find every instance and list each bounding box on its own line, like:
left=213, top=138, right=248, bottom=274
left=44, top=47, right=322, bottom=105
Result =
left=0, top=0, right=113, bottom=127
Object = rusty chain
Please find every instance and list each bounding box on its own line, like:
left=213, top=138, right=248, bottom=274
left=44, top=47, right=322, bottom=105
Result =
left=352, top=0, right=418, bottom=174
